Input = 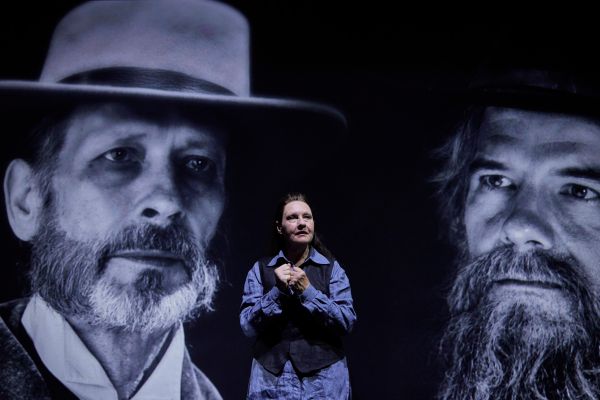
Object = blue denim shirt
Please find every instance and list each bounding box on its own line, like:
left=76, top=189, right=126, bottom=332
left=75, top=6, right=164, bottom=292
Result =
left=240, top=248, right=356, bottom=338
left=240, top=248, right=356, bottom=399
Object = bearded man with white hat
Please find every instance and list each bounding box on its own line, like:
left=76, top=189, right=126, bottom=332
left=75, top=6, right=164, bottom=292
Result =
left=0, top=1, right=345, bottom=399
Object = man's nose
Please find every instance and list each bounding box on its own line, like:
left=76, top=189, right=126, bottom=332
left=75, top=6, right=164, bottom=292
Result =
left=501, top=189, right=553, bottom=251
left=136, top=169, right=184, bottom=225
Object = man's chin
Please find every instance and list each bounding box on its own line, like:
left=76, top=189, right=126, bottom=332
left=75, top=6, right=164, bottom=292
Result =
left=103, top=256, right=191, bottom=295
left=487, top=302, right=579, bottom=350
left=86, top=275, right=201, bottom=333
left=487, top=283, right=575, bottom=326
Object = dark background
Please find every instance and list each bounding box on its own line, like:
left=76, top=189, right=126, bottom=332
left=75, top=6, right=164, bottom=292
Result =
left=0, top=2, right=595, bottom=399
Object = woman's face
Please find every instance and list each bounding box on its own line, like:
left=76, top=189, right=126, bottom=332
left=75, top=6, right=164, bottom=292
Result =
left=278, top=201, right=314, bottom=247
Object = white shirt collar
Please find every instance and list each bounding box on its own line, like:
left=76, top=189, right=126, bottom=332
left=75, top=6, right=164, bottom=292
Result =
left=22, top=294, right=184, bottom=400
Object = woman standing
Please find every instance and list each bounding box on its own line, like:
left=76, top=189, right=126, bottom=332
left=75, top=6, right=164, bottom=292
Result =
left=240, top=193, right=356, bottom=399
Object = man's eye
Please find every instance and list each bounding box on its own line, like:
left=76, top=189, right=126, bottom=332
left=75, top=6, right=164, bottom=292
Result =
left=560, top=184, right=600, bottom=201
left=183, top=156, right=214, bottom=174
left=480, top=175, right=513, bottom=190
left=102, top=147, right=136, bottom=162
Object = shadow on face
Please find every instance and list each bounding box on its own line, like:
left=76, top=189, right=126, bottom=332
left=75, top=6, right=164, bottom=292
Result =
left=5, top=101, right=227, bottom=294
left=464, top=106, right=600, bottom=303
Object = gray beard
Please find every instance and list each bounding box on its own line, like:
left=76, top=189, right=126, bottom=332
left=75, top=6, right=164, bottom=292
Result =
left=439, top=246, right=600, bottom=400
left=28, top=207, right=219, bottom=334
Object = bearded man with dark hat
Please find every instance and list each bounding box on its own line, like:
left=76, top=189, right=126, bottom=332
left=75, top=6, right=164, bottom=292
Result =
left=0, top=1, right=345, bottom=399
left=435, top=50, right=600, bottom=399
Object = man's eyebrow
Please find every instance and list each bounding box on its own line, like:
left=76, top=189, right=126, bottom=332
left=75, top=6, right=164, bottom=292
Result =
left=556, top=167, right=600, bottom=181
left=82, top=130, right=146, bottom=142
left=109, top=133, right=147, bottom=144
left=78, top=132, right=147, bottom=153
left=184, top=139, right=212, bottom=149
left=469, top=158, right=508, bottom=173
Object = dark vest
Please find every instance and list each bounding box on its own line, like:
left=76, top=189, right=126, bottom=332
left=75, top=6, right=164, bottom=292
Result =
left=0, top=299, right=78, bottom=400
left=253, top=256, right=345, bottom=375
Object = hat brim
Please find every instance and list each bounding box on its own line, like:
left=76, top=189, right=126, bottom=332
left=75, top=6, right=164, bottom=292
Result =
left=0, top=80, right=346, bottom=184
left=441, top=84, right=600, bottom=116
left=0, top=80, right=346, bottom=128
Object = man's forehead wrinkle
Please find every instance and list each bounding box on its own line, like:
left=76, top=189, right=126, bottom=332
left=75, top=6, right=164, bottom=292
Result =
left=475, top=135, right=523, bottom=163
left=78, top=101, right=227, bottom=145
left=62, top=113, right=223, bottom=154
left=478, top=109, right=600, bottom=164
left=485, top=106, right=600, bottom=139
left=480, top=133, right=520, bottom=147
left=171, top=127, right=223, bottom=149
left=485, top=106, right=582, bottom=125
left=62, top=106, right=151, bottom=147
left=481, top=107, right=528, bottom=135
left=533, top=141, right=586, bottom=158
left=478, top=118, right=525, bottom=153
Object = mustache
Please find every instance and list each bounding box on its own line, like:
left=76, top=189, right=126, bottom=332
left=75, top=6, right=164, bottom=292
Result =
left=99, top=223, right=203, bottom=272
left=449, top=246, right=590, bottom=314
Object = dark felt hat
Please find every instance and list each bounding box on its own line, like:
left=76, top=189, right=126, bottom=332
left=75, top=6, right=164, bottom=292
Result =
left=455, top=44, right=600, bottom=115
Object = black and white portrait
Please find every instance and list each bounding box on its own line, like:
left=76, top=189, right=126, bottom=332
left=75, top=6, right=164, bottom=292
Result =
left=0, top=2, right=596, bottom=399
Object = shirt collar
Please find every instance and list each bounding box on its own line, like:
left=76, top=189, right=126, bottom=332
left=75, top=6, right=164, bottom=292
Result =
left=266, top=247, right=329, bottom=266
left=22, top=294, right=184, bottom=400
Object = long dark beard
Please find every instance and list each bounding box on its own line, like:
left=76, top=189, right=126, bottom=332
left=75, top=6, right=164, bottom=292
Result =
left=439, top=246, right=600, bottom=400
left=29, top=208, right=219, bottom=332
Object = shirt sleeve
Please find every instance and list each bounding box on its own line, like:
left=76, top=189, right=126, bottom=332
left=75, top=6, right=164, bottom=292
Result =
left=239, top=261, right=288, bottom=338
left=297, top=260, right=357, bottom=336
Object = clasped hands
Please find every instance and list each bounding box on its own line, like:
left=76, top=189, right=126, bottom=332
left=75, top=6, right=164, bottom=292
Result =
left=274, top=263, right=310, bottom=294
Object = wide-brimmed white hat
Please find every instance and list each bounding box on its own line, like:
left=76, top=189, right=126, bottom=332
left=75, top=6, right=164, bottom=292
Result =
left=0, top=0, right=346, bottom=135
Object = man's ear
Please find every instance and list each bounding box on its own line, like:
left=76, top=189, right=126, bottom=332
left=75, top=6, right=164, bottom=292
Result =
left=4, top=159, right=44, bottom=241
left=275, top=221, right=282, bottom=234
